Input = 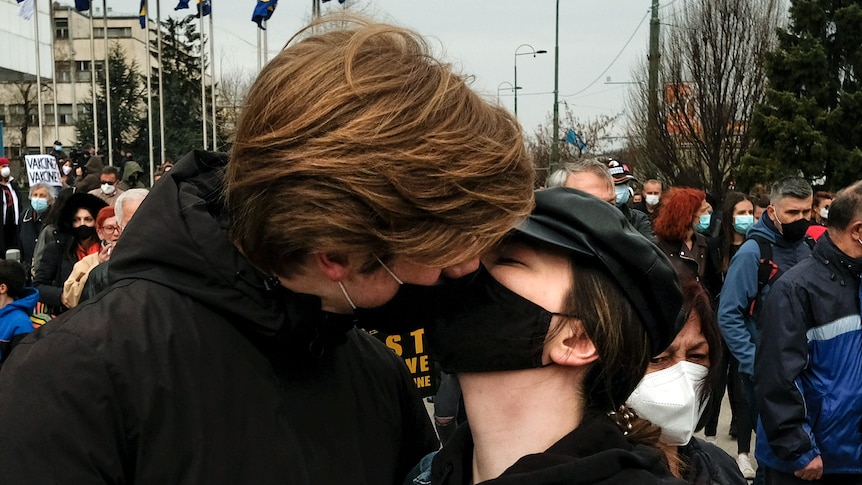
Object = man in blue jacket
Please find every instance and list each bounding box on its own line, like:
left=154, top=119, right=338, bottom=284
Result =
left=717, top=176, right=813, bottom=481
left=754, top=180, right=862, bottom=483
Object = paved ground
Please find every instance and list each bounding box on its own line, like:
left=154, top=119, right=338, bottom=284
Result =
left=694, top=389, right=759, bottom=476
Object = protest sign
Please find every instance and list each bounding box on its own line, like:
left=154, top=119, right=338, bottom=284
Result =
left=24, top=155, right=62, bottom=187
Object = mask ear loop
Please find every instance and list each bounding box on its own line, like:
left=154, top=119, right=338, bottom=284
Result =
left=338, top=282, right=357, bottom=310
left=375, top=257, right=404, bottom=285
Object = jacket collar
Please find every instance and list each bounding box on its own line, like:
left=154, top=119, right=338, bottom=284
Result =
left=815, top=233, right=862, bottom=279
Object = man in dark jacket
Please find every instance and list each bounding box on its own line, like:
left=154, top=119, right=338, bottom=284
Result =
left=754, top=180, right=862, bottom=483
left=0, top=18, right=535, bottom=484
left=607, top=159, right=655, bottom=241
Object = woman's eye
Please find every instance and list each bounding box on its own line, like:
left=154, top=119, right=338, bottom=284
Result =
left=649, top=356, right=667, bottom=365
left=688, top=354, right=708, bottom=362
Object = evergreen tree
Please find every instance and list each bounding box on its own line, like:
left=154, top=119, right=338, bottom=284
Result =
left=76, top=43, right=143, bottom=165
left=742, top=0, right=862, bottom=190
left=135, top=16, right=226, bottom=163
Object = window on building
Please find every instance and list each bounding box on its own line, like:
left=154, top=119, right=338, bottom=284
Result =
left=8, top=105, right=26, bottom=125
left=44, top=104, right=76, bottom=125
left=74, top=60, right=105, bottom=82
left=56, top=61, right=72, bottom=83
left=92, top=27, right=132, bottom=39
left=55, top=18, right=69, bottom=39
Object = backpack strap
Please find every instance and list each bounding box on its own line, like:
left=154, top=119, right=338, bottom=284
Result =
left=749, top=236, right=778, bottom=316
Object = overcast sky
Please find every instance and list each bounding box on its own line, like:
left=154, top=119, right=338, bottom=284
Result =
left=63, top=0, right=658, bottom=141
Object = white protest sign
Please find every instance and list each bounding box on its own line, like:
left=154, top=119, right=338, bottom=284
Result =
left=24, top=154, right=62, bottom=187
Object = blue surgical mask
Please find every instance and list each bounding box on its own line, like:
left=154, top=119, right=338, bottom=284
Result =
left=54, top=145, right=62, bottom=151
left=694, top=213, right=711, bottom=233
left=615, top=185, right=631, bottom=206
left=733, top=214, right=754, bottom=235
left=30, top=197, right=49, bottom=213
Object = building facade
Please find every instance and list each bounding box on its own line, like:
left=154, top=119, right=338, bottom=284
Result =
left=0, top=3, right=151, bottom=159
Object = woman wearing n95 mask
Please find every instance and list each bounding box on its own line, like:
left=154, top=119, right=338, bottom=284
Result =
left=627, top=280, right=747, bottom=484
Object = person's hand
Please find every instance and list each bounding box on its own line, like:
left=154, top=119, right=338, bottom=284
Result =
left=794, top=455, right=823, bottom=481
left=98, top=242, right=114, bottom=264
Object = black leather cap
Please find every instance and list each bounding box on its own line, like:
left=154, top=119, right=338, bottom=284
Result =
left=515, top=187, right=684, bottom=356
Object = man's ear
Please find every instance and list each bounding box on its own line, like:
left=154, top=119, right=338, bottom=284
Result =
left=0, top=283, right=8, bottom=296
left=546, top=320, right=599, bottom=368
left=312, top=252, right=351, bottom=282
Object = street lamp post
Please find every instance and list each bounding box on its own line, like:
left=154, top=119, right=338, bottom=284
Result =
left=513, top=44, right=547, bottom=117
left=550, top=0, right=561, bottom=174
left=496, top=81, right=520, bottom=107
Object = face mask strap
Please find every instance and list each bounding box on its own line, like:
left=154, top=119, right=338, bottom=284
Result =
left=338, top=281, right=357, bottom=310
left=376, top=257, right=404, bottom=285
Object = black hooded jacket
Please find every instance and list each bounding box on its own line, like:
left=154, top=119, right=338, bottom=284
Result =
left=0, top=150, right=437, bottom=484
left=428, top=414, right=686, bottom=485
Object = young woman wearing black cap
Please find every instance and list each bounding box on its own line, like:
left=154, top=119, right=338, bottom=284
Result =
left=410, top=187, right=689, bottom=485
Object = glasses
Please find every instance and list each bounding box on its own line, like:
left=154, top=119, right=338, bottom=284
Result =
left=101, top=181, right=116, bottom=186
left=102, top=225, right=120, bottom=234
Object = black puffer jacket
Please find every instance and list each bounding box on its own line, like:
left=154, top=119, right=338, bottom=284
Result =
left=0, top=150, right=438, bottom=484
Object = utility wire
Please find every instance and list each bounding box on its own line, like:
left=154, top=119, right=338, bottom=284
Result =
left=561, top=8, right=650, bottom=98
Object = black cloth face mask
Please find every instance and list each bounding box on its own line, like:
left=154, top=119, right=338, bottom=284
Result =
left=344, top=260, right=474, bottom=335
left=776, top=214, right=809, bottom=243
left=426, top=265, right=572, bottom=374
left=73, top=225, right=97, bottom=242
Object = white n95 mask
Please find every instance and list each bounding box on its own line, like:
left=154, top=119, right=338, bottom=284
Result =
left=626, top=360, right=709, bottom=446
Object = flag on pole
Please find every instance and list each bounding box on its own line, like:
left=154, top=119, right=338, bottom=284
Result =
left=564, top=129, right=588, bottom=152
left=17, top=0, right=35, bottom=20
left=177, top=0, right=210, bottom=17
left=74, top=0, right=91, bottom=11
left=139, top=0, right=148, bottom=29
left=197, top=0, right=211, bottom=17
left=252, top=0, right=277, bottom=30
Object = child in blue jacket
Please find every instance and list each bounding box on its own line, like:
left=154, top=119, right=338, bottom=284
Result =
left=0, top=260, right=37, bottom=362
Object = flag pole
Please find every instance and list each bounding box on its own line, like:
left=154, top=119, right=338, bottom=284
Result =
left=102, top=0, right=114, bottom=166
left=263, top=22, right=268, bottom=64
left=49, top=3, right=60, bottom=146
left=209, top=8, right=217, bottom=150
left=89, top=2, right=98, bottom=152
left=145, top=0, right=154, bottom=186
left=34, top=0, right=45, bottom=152
left=198, top=5, right=207, bottom=150
left=256, top=24, right=261, bottom=71
left=156, top=0, right=166, bottom=165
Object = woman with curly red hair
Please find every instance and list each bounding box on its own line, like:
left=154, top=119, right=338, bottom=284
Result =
left=653, top=187, right=712, bottom=282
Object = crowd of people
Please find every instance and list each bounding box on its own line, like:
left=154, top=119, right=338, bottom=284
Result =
left=0, top=13, right=859, bottom=485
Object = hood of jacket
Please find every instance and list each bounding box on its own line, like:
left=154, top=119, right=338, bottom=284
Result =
left=84, top=156, right=104, bottom=175
left=121, top=161, right=143, bottom=182
left=431, top=414, right=685, bottom=484
left=0, top=287, right=39, bottom=317
left=107, top=151, right=304, bottom=339
left=746, top=216, right=778, bottom=244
